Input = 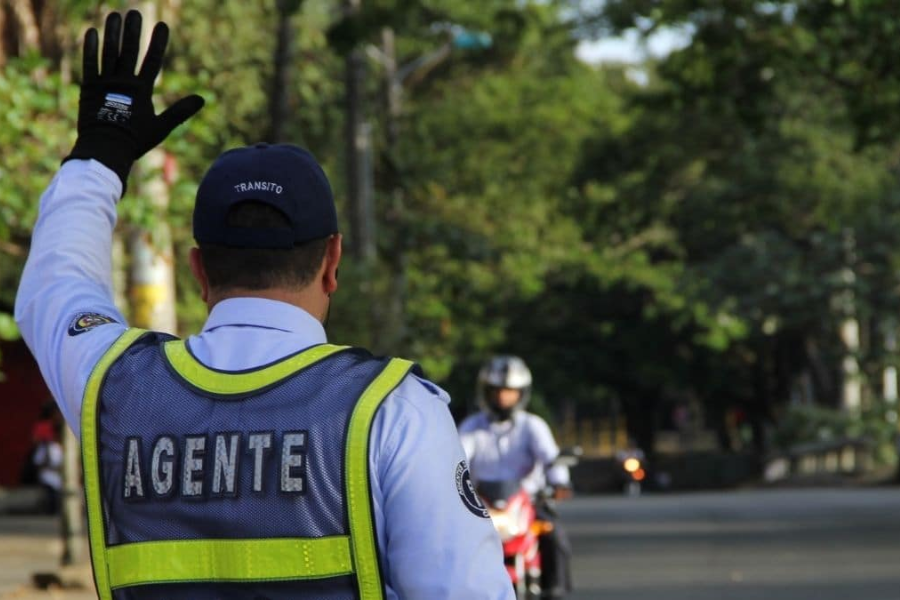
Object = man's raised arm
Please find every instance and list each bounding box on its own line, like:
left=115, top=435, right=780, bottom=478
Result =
left=14, top=10, right=203, bottom=436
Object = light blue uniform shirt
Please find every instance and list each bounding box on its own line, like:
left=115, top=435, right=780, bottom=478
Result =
left=15, top=159, right=514, bottom=600
left=458, top=411, right=570, bottom=496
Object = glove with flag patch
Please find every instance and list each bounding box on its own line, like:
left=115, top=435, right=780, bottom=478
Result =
left=65, top=10, right=204, bottom=193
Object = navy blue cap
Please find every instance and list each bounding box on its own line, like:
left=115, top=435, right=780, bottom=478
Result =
left=193, top=143, right=338, bottom=249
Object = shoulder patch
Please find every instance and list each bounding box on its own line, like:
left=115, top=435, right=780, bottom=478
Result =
left=68, top=312, right=117, bottom=336
left=455, top=460, right=490, bottom=518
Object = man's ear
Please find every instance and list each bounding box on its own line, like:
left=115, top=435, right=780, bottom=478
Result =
left=189, top=247, right=210, bottom=303
left=323, top=234, right=342, bottom=296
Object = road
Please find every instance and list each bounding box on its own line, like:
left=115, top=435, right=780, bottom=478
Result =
left=559, top=487, right=900, bottom=600
left=2, top=487, right=899, bottom=598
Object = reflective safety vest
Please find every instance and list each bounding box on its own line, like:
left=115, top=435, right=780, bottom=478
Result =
left=81, top=328, right=417, bottom=600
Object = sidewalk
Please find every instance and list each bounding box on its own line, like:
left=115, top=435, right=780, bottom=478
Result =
left=0, top=515, right=94, bottom=599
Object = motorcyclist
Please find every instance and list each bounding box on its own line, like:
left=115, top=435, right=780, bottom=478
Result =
left=459, top=355, right=573, bottom=599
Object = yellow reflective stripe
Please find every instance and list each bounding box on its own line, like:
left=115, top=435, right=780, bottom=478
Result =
left=82, top=328, right=149, bottom=600
left=345, top=358, right=414, bottom=600
left=163, top=342, right=347, bottom=395
left=106, top=536, right=353, bottom=589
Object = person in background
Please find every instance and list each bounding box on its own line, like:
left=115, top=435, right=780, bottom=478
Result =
left=459, top=356, right=573, bottom=599
left=29, top=404, right=63, bottom=514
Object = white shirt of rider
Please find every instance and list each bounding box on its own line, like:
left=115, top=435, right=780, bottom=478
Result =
left=458, top=410, right=570, bottom=495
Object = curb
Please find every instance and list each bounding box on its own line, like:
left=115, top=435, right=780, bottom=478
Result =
left=0, top=488, right=47, bottom=515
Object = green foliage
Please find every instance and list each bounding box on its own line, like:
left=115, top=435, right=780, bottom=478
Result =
left=5, top=0, right=900, bottom=465
left=164, top=0, right=345, bottom=333
left=0, top=58, right=79, bottom=307
left=372, top=5, right=614, bottom=387
left=773, top=404, right=899, bottom=465
left=0, top=310, right=20, bottom=381
left=0, top=313, right=18, bottom=341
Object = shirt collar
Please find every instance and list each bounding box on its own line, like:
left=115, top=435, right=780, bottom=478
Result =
left=202, top=297, right=327, bottom=343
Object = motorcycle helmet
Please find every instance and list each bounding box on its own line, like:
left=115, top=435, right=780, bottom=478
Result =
left=476, top=355, right=532, bottom=421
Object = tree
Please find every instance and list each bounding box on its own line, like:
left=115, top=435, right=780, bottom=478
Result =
left=562, top=0, right=900, bottom=462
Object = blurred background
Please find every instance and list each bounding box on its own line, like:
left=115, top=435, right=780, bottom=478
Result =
left=2, top=1, right=900, bottom=599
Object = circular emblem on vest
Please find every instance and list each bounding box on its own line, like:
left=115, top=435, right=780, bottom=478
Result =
left=455, top=460, right=489, bottom=518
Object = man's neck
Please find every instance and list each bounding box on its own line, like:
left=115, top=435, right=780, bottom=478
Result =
left=207, top=287, right=326, bottom=322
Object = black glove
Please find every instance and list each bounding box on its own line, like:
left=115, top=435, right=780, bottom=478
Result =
left=65, top=10, right=204, bottom=192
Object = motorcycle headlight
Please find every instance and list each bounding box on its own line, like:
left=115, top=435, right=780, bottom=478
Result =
left=489, top=505, right=525, bottom=541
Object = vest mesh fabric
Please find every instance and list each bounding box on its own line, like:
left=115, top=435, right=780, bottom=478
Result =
left=93, top=333, right=393, bottom=600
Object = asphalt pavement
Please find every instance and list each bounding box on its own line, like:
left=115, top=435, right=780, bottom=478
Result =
left=2, top=487, right=899, bottom=599
left=559, top=487, right=900, bottom=600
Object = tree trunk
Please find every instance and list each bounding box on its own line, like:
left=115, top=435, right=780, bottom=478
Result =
left=382, top=27, right=400, bottom=149
left=746, top=348, right=771, bottom=473
left=343, top=0, right=375, bottom=263
left=710, top=402, right=732, bottom=453
left=268, top=0, right=303, bottom=142
left=0, top=4, right=8, bottom=67
left=60, top=426, right=85, bottom=566
left=895, top=433, right=900, bottom=484
left=379, top=27, right=408, bottom=353
left=127, top=1, right=179, bottom=335
left=9, top=0, right=40, bottom=53
left=840, top=317, right=862, bottom=413
left=839, top=229, right=862, bottom=413
left=37, top=0, right=61, bottom=61
left=804, top=336, right=837, bottom=406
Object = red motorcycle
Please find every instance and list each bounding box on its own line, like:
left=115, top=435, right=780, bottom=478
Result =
left=477, top=479, right=550, bottom=599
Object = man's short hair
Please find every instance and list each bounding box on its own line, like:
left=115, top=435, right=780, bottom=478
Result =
left=198, top=201, right=329, bottom=292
